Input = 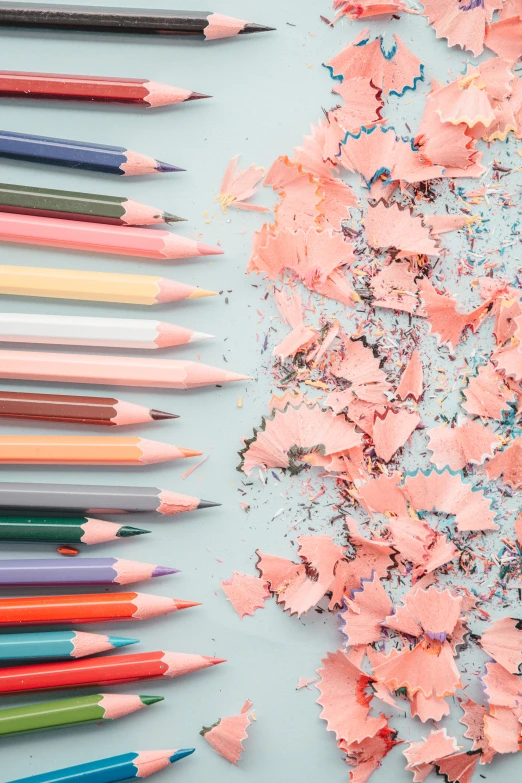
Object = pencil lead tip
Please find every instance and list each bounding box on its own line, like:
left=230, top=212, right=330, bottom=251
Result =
left=152, top=565, right=180, bottom=578
left=241, top=22, right=276, bottom=34
left=156, top=160, right=185, bottom=173
left=187, top=91, right=212, bottom=101
left=150, top=409, right=179, bottom=421
left=176, top=600, right=202, bottom=610
left=197, top=242, right=224, bottom=256
left=180, top=448, right=204, bottom=458
left=198, top=499, right=221, bottom=509
left=188, top=288, right=217, bottom=299
left=140, top=695, right=165, bottom=706
left=109, top=636, right=140, bottom=648
left=163, top=212, right=186, bottom=223
left=204, top=656, right=227, bottom=665
left=170, top=749, right=195, bottom=763
left=189, top=331, right=215, bottom=343
left=117, top=526, right=151, bottom=538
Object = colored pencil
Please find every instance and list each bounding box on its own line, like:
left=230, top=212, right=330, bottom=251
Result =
left=0, top=516, right=150, bottom=545
left=0, top=313, right=214, bottom=349
left=0, top=350, right=251, bottom=389
left=0, top=183, right=185, bottom=225
left=0, top=213, right=222, bottom=259
left=0, top=391, right=178, bottom=427
left=0, top=436, right=202, bottom=465
left=0, top=558, right=179, bottom=587
left=0, top=130, right=182, bottom=175
left=0, top=693, right=163, bottom=737
left=6, top=750, right=195, bottom=783
left=0, top=592, right=200, bottom=627
left=0, top=650, right=226, bottom=694
left=0, top=631, right=138, bottom=662
left=0, top=71, right=210, bottom=107
left=0, top=4, right=275, bottom=39
left=0, top=265, right=216, bottom=305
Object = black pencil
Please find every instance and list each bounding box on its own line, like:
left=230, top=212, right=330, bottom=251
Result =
left=0, top=4, right=275, bottom=39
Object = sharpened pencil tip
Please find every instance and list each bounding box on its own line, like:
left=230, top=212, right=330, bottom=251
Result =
left=176, top=600, right=202, bottom=610
left=170, top=749, right=195, bottom=763
left=188, top=288, right=217, bottom=298
left=108, top=636, right=139, bottom=648
left=156, top=160, right=185, bottom=173
left=117, top=526, right=151, bottom=538
left=197, top=500, right=221, bottom=509
left=204, top=656, right=227, bottom=665
left=187, top=92, right=212, bottom=100
left=189, top=331, right=215, bottom=343
left=163, top=212, right=186, bottom=223
left=197, top=242, right=224, bottom=256
left=140, top=695, right=165, bottom=706
left=150, top=409, right=179, bottom=421
left=240, top=22, right=276, bottom=34
left=152, top=565, right=180, bottom=578
left=180, top=448, right=204, bottom=458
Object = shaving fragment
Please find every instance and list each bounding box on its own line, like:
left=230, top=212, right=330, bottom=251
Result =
left=427, top=418, right=501, bottom=471
left=221, top=572, right=270, bottom=619
left=201, top=700, right=254, bottom=765
left=364, top=201, right=439, bottom=258
left=480, top=617, right=522, bottom=674
left=419, top=0, right=502, bottom=56
left=397, top=349, right=424, bottom=401
left=218, top=155, right=268, bottom=213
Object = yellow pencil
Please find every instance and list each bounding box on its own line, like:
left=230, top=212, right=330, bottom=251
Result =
left=0, top=265, right=215, bottom=306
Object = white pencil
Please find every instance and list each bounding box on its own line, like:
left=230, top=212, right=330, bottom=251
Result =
left=0, top=314, right=213, bottom=350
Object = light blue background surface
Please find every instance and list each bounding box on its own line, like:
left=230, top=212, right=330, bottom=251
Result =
left=0, top=2, right=520, bottom=783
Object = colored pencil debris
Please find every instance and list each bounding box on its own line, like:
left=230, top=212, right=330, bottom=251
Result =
left=214, top=2, right=522, bottom=780
left=201, top=700, right=255, bottom=765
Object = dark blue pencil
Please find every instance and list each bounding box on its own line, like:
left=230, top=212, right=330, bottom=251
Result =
left=0, top=130, right=183, bottom=175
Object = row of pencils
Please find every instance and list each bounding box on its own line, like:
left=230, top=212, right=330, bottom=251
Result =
left=0, top=5, right=273, bottom=783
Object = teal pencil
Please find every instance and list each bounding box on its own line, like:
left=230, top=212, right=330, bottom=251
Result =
left=0, top=630, right=138, bottom=662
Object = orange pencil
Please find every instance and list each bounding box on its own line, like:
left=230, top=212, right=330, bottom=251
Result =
left=0, top=436, right=202, bottom=465
left=0, top=592, right=200, bottom=626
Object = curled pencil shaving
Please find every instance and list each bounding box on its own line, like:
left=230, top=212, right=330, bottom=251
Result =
left=333, top=0, right=410, bottom=21
left=403, top=729, right=461, bottom=781
left=419, top=0, right=502, bottom=56
left=201, top=700, right=254, bottom=765
left=459, top=696, right=496, bottom=764
left=339, top=571, right=392, bottom=646
left=427, top=417, right=501, bottom=471
left=396, top=348, right=424, bottom=401
left=221, top=572, right=270, bottom=618
left=372, top=407, right=421, bottom=462
left=218, top=154, right=269, bottom=213
left=485, top=438, right=522, bottom=489
left=370, top=262, right=423, bottom=315
left=480, top=617, right=522, bottom=674
left=364, top=201, right=440, bottom=258
left=461, top=363, right=516, bottom=419
left=330, top=77, right=384, bottom=133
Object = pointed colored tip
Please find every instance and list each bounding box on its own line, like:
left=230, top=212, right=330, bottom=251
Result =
left=197, top=242, right=224, bottom=256
left=139, top=695, right=165, bottom=706
left=170, top=749, right=195, bottom=763
left=108, top=636, right=139, bottom=648
left=240, top=22, right=276, bottom=34
left=152, top=565, right=180, bottom=578
left=117, top=526, right=151, bottom=538
left=189, top=331, right=215, bottom=343
left=188, top=288, right=217, bottom=299
left=203, top=656, right=227, bottom=665
left=150, top=409, right=179, bottom=421
left=176, top=600, right=202, bottom=610
left=187, top=92, right=212, bottom=101
left=197, top=499, right=221, bottom=509
left=156, top=161, right=185, bottom=173
left=180, top=448, right=204, bottom=458
left=163, top=212, right=186, bottom=223
left=226, top=372, right=252, bottom=382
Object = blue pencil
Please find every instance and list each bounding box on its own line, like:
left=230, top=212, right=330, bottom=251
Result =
left=0, top=630, right=138, bottom=662
left=0, top=130, right=183, bottom=175
left=7, top=750, right=195, bottom=783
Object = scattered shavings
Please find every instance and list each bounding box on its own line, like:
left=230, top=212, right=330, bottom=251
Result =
left=201, top=700, right=254, bottom=765
left=419, top=0, right=503, bottom=56
left=364, top=201, right=439, bottom=258
left=427, top=418, right=501, bottom=471
left=221, top=572, right=270, bottom=618
left=339, top=571, right=392, bottom=645
left=218, top=155, right=269, bottom=213
left=403, top=729, right=461, bottom=781
left=484, top=438, right=522, bottom=489
left=461, top=362, right=516, bottom=419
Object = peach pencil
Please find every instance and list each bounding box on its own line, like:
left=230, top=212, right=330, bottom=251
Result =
left=0, top=350, right=250, bottom=389
left=0, top=213, right=222, bottom=259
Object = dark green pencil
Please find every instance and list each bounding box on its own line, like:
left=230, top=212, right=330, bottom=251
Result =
left=0, top=182, right=184, bottom=225
left=0, top=516, right=149, bottom=545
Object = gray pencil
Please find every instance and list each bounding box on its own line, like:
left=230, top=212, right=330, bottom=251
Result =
left=0, top=483, right=220, bottom=516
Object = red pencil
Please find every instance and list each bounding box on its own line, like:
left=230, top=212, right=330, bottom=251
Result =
left=0, top=650, right=226, bottom=694
left=0, top=71, right=211, bottom=107
left=0, top=592, right=200, bottom=626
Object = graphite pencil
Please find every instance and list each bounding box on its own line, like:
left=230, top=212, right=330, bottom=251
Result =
left=0, top=265, right=216, bottom=305
left=0, top=484, right=219, bottom=516
left=0, top=650, right=225, bottom=694
left=0, top=592, right=200, bottom=627
left=0, top=129, right=182, bottom=175
left=0, top=693, right=164, bottom=737
left=6, top=750, right=195, bottom=783
left=0, top=350, right=250, bottom=389
left=0, top=71, right=210, bottom=107
left=0, top=557, right=179, bottom=587
left=0, top=631, right=138, bottom=662
left=0, top=213, right=222, bottom=259
left=0, top=436, right=202, bottom=465
left=0, top=516, right=150, bottom=545
left=0, top=182, right=185, bottom=225
left=0, top=4, right=275, bottom=39
left=0, top=391, right=179, bottom=426
left=0, top=314, right=213, bottom=349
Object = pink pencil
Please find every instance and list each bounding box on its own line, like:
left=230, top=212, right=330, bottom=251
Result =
left=0, top=350, right=251, bottom=390
left=0, top=213, right=223, bottom=259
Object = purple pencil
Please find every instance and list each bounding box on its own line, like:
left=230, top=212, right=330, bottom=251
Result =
left=0, top=558, right=179, bottom=587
